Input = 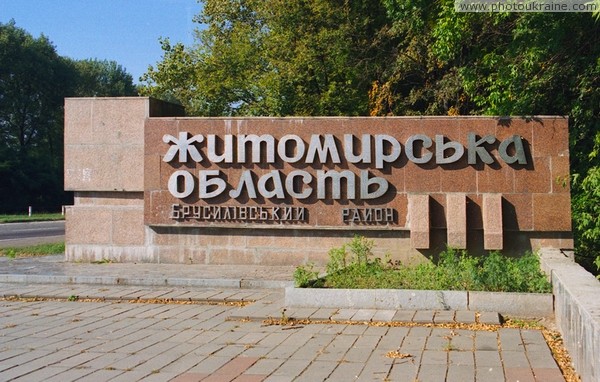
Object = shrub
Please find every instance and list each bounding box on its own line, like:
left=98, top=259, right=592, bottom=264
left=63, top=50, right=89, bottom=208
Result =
left=294, top=237, right=552, bottom=293
left=293, top=262, right=319, bottom=287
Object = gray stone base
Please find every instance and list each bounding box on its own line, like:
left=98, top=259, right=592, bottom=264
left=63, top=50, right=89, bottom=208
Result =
left=540, top=248, right=600, bottom=382
left=285, top=287, right=553, bottom=318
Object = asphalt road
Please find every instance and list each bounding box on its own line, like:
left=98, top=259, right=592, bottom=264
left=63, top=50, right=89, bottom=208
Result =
left=0, top=221, right=65, bottom=248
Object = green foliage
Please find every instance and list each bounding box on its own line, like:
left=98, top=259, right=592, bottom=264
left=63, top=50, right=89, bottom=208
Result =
left=90, top=258, right=113, bottom=264
left=325, top=246, right=348, bottom=275
left=142, top=0, right=390, bottom=116
left=346, top=235, right=374, bottom=267
left=0, top=242, right=64, bottom=258
left=0, top=20, right=75, bottom=212
left=298, top=238, right=551, bottom=293
left=433, top=248, right=480, bottom=290
left=572, top=165, right=600, bottom=275
left=293, top=262, right=319, bottom=287
left=72, top=59, right=137, bottom=97
left=0, top=21, right=137, bottom=214
left=0, top=213, right=64, bottom=223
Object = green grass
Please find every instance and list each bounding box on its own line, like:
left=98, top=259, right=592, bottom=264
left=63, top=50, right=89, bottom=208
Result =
left=294, top=236, right=552, bottom=293
left=0, top=243, right=65, bottom=258
left=0, top=213, right=65, bottom=223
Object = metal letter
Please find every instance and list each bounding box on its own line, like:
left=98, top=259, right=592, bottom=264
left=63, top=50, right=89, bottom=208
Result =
left=386, top=208, right=394, bottom=222
left=272, top=207, right=280, bottom=220
left=306, top=134, right=341, bottom=164
left=229, top=170, right=257, bottom=199
left=351, top=209, right=360, bottom=222
left=435, top=135, right=465, bottom=164
left=170, top=204, right=180, bottom=219
left=163, top=132, right=204, bottom=163
left=237, top=134, right=275, bottom=163
left=467, top=133, right=495, bottom=164
left=259, top=207, right=268, bottom=220
left=375, top=135, right=401, bottom=169
left=406, top=134, right=433, bottom=164
left=285, top=170, right=313, bottom=199
left=168, top=170, right=194, bottom=199
left=342, top=208, right=349, bottom=221
left=375, top=208, right=383, bottom=222
left=278, top=135, right=305, bottom=163
left=257, top=170, right=285, bottom=199
left=499, top=135, right=527, bottom=165
left=344, top=134, right=371, bottom=163
left=198, top=170, right=226, bottom=199
left=360, top=170, right=389, bottom=200
left=248, top=206, right=257, bottom=220
left=317, top=170, right=356, bottom=200
left=207, top=134, right=233, bottom=163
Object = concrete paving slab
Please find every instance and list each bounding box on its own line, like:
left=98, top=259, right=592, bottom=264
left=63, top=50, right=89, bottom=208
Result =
left=389, top=309, right=415, bottom=323
left=479, top=311, right=502, bottom=325
left=413, top=310, right=436, bottom=323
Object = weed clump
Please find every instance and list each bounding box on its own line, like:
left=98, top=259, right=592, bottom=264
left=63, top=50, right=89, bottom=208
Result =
left=294, top=236, right=551, bottom=293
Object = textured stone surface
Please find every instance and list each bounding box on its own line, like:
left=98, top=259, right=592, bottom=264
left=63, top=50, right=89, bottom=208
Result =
left=285, top=287, right=468, bottom=311
left=143, top=116, right=571, bottom=236
left=469, top=291, right=553, bottom=318
left=64, top=97, right=183, bottom=192
left=285, top=287, right=553, bottom=319
left=446, top=193, right=467, bottom=249
left=65, top=192, right=146, bottom=261
left=0, top=281, right=565, bottom=381
left=540, top=248, right=600, bottom=382
left=483, top=193, right=503, bottom=250
left=144, top=226, right=418, bottom=266
left=64, top=98, right=573, bottom=264
left=408, top=194, right=430, bottom=249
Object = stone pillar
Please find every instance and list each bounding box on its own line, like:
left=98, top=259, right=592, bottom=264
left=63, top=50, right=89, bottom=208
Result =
left=483, top=194, right=503, bottom=250
left=446, top=193, right=467, bottom=249
left=64, top=97, right=184, bottom=262
left=408, top=194, right=430, bottom=249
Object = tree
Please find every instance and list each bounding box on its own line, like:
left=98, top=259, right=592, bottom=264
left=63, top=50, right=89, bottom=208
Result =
left=72, top=58, right=137, bottom=97
left=0, top=21, right=138, bottom=213
left=141, top=0, right=392, bottom=116
left=0, top=20, right=76, bottom=212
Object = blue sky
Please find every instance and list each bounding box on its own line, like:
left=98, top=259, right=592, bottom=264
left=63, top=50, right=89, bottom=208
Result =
left=0, top=0, right=201, bottom=83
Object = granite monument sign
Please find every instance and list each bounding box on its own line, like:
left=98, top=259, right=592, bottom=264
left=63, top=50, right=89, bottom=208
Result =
left=65, top=97, right=572, bottom=265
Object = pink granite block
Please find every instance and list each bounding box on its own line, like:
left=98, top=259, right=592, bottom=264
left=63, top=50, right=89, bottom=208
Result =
left=483, top=194, right=503, bottom=250
left=409, top=194, right=430, bottom=249
left=446, top=193, right=467, bottom=249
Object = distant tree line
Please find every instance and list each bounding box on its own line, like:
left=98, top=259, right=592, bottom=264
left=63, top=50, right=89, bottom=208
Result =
left=140, top=1, right=600, bottom=266
left=0, top=20, right=137, bottom=214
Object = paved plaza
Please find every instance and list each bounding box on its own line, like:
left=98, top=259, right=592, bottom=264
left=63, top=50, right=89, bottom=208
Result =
left=0, top=283, right=565, bottom=382
left=0, top=256, right=567, bottom=381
